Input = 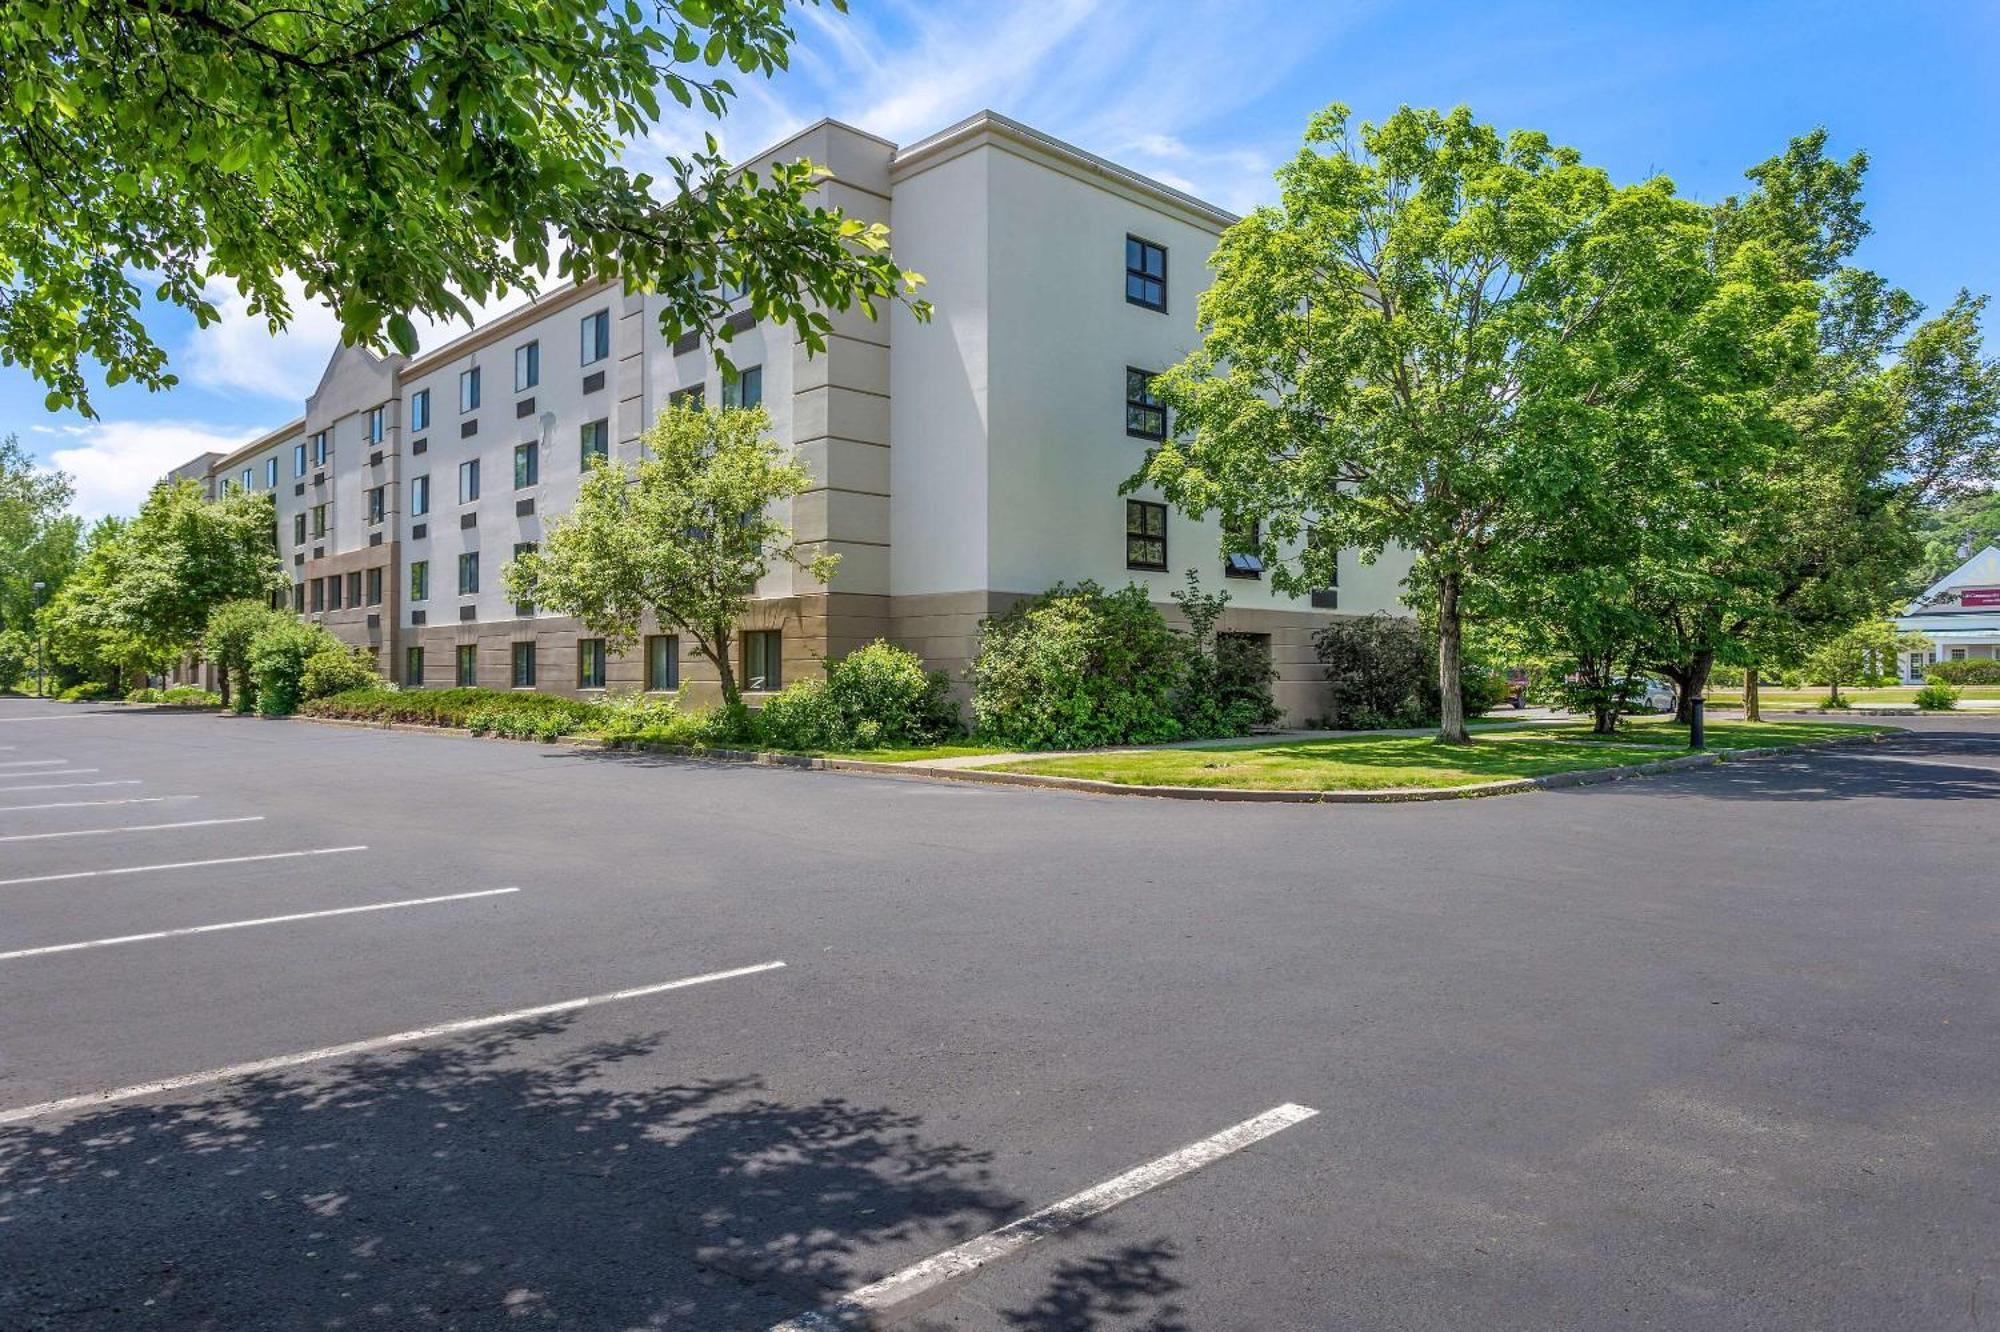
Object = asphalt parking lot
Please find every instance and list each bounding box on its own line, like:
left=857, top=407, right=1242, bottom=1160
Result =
left=1, top=700, right=1996, bottom=1330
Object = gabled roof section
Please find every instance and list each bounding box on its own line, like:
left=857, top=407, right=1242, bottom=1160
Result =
left=1905, top=544, right=2000, bottom=613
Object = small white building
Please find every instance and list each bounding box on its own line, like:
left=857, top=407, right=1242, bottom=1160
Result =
left=1895, top=544, right=2000, bottom=680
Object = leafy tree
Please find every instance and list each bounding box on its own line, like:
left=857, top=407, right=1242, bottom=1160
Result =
left=201, top=597, right=290, bottom=710
left=1137, top=104, right=1801, bottom=740
left=0, top=434, right=82, bottom=636
left=2, top=0, right=926, bottom=415
left=1805, top=621, right=1929, bottom=703
left=505, top=402, right=832, bottom=707
left=42, top=516, right=148, bottom=692
left=1913, top=490, right=2000, bottom=585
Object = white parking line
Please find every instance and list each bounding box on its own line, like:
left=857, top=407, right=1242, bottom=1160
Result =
left=0, top=779, right=139, bottom=793
left=0, top=816, right=265, bottom=844
left=0, top=759, right=68, bottom=768
left=770, top=1102, right=1320, bottom=1331
left=0, top=795, right=197, bottom=814
left=0, top=887, right=521, bottom=961
left=0, top=768, right=98, bottom=780
left=0, top=713, right=112, bottom=722
left=0, top=845, right=367, bottom=887
left=0, top=960, right=787, bottom=1124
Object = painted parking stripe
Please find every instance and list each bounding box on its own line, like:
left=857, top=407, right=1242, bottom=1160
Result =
left=0, top=780, right=139, bottom=794
left=770, top=1102, right=1320, bottom=1330
left=0, top=713, right=113, bottom=722
left=0, top=887, right=520, bottom=961
left=0, top=759, right=68, bottom=768
left=0, top=815, right=265, bottom=844
left=0, top=768, right=98, bottom=780
left=0, top=960, right=786, bottom=1125
left=0, top=795, right=197, bottom=814
left=0, top=845, right=366, bottom=887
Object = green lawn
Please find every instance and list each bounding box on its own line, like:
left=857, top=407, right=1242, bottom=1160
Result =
left=989, top=733, right=1701, bottom=792
left=1501, top=717, right=1895, bottom=748
left=1704, top=685, right=2000, bottom=707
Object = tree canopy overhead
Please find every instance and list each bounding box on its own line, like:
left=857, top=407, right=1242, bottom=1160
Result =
left=1, top=0, right=926, bottom=415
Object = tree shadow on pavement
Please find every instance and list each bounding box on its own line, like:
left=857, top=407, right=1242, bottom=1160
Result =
left=1669, top=733, right=2000, bottom=802
left=0, top=1018, right=1023, bottom=1330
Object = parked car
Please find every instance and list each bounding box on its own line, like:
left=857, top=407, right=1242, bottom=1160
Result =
left=1634, top=678, right=1677, bottom=714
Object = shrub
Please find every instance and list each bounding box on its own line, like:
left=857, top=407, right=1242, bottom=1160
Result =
left=161, top=686, right=221, bottom=706
left=299, top=645, right=381, bottom=701
left=202, top=599, right=289, bottom=711
left=1915, top=677, right=1962, bottom=711
left=972, top=582, right=1189, bottom=749
left=1928, top=659, right=2000, bottom=685
left=126, top=686, right=162, bottom=703
left=58, top=681, right=109, bottom=701
left=759, top=641, right=958, bottom=752
left=0, top=628, right=34, bottom=691
left=1313, top=614, right=1436, bottom=729
left=246, top=621, right=354, bottom=716
left=303, top=686, right=602, bottom=733
left=1172, top=572, right=1279, bottom=737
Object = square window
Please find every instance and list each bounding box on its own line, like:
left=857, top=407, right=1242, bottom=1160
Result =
left=458, top=459, right=480, bottom=504
left=458, top=551, right=479, bottom=596
left=514, top=442, right=539, bottom=488
left=581, top=310, right=610, bottom=365
left=405, top=645, right=424, bottom=684
left=1126, top=499, right=1167, bottom=571
left=411, top=474, right=431, bottom=516
left=456, top=644, right=478, bottom=687
left=645, top=634, right=679, bottom=691
left=511, top=640, right=537, bottom=688
left=577, top=638, right=606, bottom=689
left=410, top=388, right=431, bottom=432
left=1126, top=235, right=1167, bottom=311
left=514, top=340, right=539, bottom=392
left=460, top=367, right=481, bottom=413
left=1126, top=368, right=1167, bottom=440
left=580, top=419, right=609, bottom=467
left=410, top=560, right=430, bottom=602
left=742, top=629, right=781, bottom=692
left=722, top=365, right=763, bottom=410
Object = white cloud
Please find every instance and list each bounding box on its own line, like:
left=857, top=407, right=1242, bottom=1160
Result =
left=47, top=419, right=264, bottom=520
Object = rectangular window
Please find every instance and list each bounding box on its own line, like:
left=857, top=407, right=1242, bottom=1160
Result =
left=742, top=629, right=781, bottom=692
left=410, top=388, right=431, bottom=432
left=1126, top=499, right=1168, bottom=571
left=511, top=640, right=536, bottom=688
left=411, top=474, right=430, bottom=516
left=293, top=582, right=306, bottom=612
left=580, top=309, right=610, bottom=365
left=366, top=566, right=383, bottom=605
left=514, top=441, right=538, bottom=488
left=312, top=431, right=329, bottom=466
left=1126, top=368, right=1167, bottom=440
left=512, top=542, right=536, bottom=615
left=458, top=551, right=479, bottom=596
left=366, top=406, right=386, bottom=443
left=577, top=638, right=606, bottom=689
left=405, top=645, right=424, bottom=685
left=459, top=366, right=481, bottom=413
left=580, top=419, right=609, bottom=467
left=366, top=485, right=386, bottom=524
left=328, top=575, right=344, bottom=611
left=1223, top=518, right=1264, bottom=579
left=670, top=384, right=704, bottom=410
left=458, top=458, right=480, bottom=504
left=264, top=457, right=278, bottom=488
left=293, top=442, right=307, bottom=476
left=645, top=634, right=679, bottom=691
left=293, top=512, right=307, bottom=545
left=410, top=560, right=430, bottom=602
left=722, top=366, right=763, bottom=410
left=241, top=467, right=254, bottom=491
left=345, top=570, right=363, bottom=605
left=514, top=340, right=539, bottom=392
left=1126, top=235, right=1167, bottom=311
left=456, top=644, right=478, bottom=687
left=310, top=578, right=325, bottom=612
left=311, top=503, right=327, bottom=538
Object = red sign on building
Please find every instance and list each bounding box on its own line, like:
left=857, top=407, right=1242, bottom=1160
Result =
left=1960, top=587, right=2000, bottom=608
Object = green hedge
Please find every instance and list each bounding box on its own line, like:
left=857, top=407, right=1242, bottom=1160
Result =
left=302, top=686, right=603, bottom=731
left=1928, top=659, right=2000, bottom=685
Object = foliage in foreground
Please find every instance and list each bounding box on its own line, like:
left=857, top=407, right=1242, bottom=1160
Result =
left=756, top=641, right=959, bottom=752
left=1313, top=614, right=1505, bottom=730
left=1914, top=678, right=1962, bottom=711
left=246, top=621, right=381, bottom=716
left=1927, top=659, right=2000, bottom=685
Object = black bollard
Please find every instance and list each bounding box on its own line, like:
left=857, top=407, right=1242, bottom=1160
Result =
left=1689, top=695, right=1706, bottom=750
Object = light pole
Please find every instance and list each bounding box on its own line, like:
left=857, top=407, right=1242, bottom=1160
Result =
left=31, top=581, right=47, bottom=698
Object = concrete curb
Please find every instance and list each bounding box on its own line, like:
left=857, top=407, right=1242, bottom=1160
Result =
left=286, top=712, right=1898, bottom=804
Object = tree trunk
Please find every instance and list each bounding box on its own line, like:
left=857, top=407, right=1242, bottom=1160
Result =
left=1743, top=665, right=1761, bottom=722
left=1672, top=650, right=1713, bottom=724
left=1828, top=675, right=1841, bottom=705
left=706, top=623, right=740, bottom=708
left=1436, top=573, right=1468, bottom=743
left=218, top=663, right=232, bottom=709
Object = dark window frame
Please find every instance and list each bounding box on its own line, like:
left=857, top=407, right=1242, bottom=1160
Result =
left=514, top=441, right=539, bottom=489
left=645, top=634, right=680, bottom=691
left=511, top=640, right=537, bottom=688
left=410, top=559, right=430, bottom=602
left=580, top=419, right=609, bottom=468
left=1125, top=367, right=1167, bottom=440
left=457, top=550, right=479, bottom=596
left=1125, top=235, right=1167, bottom=312
left=455, top=643, right=478, bottom=687
left=741, top=629, right=781, bottom=692
left=405, top=645, right=424, bottom=685
left=577, top=638, right=607, bottom=689
left=1223, top=518, right=1265, bottom=580
left=1126, top=499, right=1168, bottom=572
left=722, top=365, right=763, bottom=410
left=410, top=388, right=431, bottom=432
left=459, top=366, right=481, bottom=413
left=514, top=339, right=540, bottom=392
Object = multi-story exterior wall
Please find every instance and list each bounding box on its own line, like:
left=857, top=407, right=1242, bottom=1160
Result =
left=174, top=111, right=1412, bottom=723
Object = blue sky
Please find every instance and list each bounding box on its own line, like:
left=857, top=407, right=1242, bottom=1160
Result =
left=13, top=0, right=1997, bottom=516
